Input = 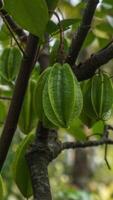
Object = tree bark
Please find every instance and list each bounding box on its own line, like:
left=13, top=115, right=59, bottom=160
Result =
left=26, top=143, right=52, bottom=200
left=26, top=128, right=61, bottom=200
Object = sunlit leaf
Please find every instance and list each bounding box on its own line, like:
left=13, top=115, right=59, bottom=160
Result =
left=46, top=0, right=59, bottom=11
left=19, top=79, right=38, bottom=134
left=4, top=0, right=49, bottom=38
left=0, top=175, right=5, bottom=199
left=67, top=118, right=86, bottom=140
left=92, top=120, right=104, bottom=135
left=13, top=132, right=35, bottom=198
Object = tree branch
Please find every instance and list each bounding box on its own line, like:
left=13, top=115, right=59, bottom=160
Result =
left=0, top=34, right=39, bottom=171
left=26, top=128, right=61, bottom=200
left=26, top=142, right=52, bottom=200
left=26, top=124, right=113, bottom=199
left=75, top=43, right=113, bottom=81
left=0, top=96, right=12, bottom=101
left=62, top=138, right=113, bottom=151
left=66, top=0, right=99, bottom=66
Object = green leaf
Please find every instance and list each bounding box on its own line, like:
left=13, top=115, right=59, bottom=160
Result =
left=93, top=27, right=109, bottom=39
left=80, top=109, right=96, bottom=128
left=46, top=0, right=59, bottom=11
left=67, top=118, right=86, bottom=140
left=4, top=0, right=49, bottom=38
left=0, top=101, right=7, bottom=125
left=92, top=120, right=104, bottom=135
left=58, top=18, right=80, bottom=30
left=58, top=1, right=84, bottom=19
left=13, top=132, right=35, bottom=198
left=98, top=37, right=111, bottom=49
left=46, top=20, right=57, bottom=35
left=82, top=31, right=95, bottom=48
left=46, top=18, right=80, bottom=35
left=0, top=175, right=5, bottom=199
left=103, top=0, right=113, bottom=4
left=31, top=63, right=40, bottom=81
left=0, top=24, right=10, bottom=42
left=96, top=21, right=113, bottom=33
left=19, top=79, right=38, bottom=134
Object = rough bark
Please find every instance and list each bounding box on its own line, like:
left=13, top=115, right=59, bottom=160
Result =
left=26, top=143, right=52, bottom=200
left=26, top=128, right=61, bottom=200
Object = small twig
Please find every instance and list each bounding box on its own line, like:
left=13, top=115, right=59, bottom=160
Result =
left=107, top=125, right=113, bottom=131
left=0, top=96, right=12, bottom=101
left=0, top=11, right=26, bottom=56
left=57, top=7, right=64, bottom=20
left=62, top=138, right=113, bottom=150
left=103, top=126, right=111, bottom=169
left=104, top=143, right=111, bottom=170
left=61, top=125, right=113, bottom=169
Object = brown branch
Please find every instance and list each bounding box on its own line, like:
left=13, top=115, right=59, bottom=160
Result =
left=26, top=124, right=113, bottom=199
left=66, top=0, right=99, bottom=66
left=26, top=145, right=52, bottom=200
left=0, top=96, right=12, bottom=100
left=0, top=34, right=39, bottom=171
left=61, top=125, right=113, bottom=151
left=61, top=138, right=113, bottom=151
left=26, top=128, right=60, bottom=200
left=75, top=43, right=113, bottom=81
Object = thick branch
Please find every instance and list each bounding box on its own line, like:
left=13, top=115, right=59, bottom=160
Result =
left=66, top=0, right=99, bottom=65
left=0, top=34, right=39, bottom=171
left=62, top=138, right=113, bottom=150
left=26, top=143, right=52, bottom=200
left=75, top=43, right=113, bottom=81
left=26, top=129, right=61, bottom=200
left=26, top=125, right=113, bottom=199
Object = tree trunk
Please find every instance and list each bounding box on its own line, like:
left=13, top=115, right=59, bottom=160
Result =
left=26, top=126, right=61, bottom=200
left=26, top=142, right=52, bottom=200
left=72, top=148, right=94, bottom=189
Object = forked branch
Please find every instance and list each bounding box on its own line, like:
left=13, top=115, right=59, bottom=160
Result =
left=66, top=0, right=99, bottom=65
